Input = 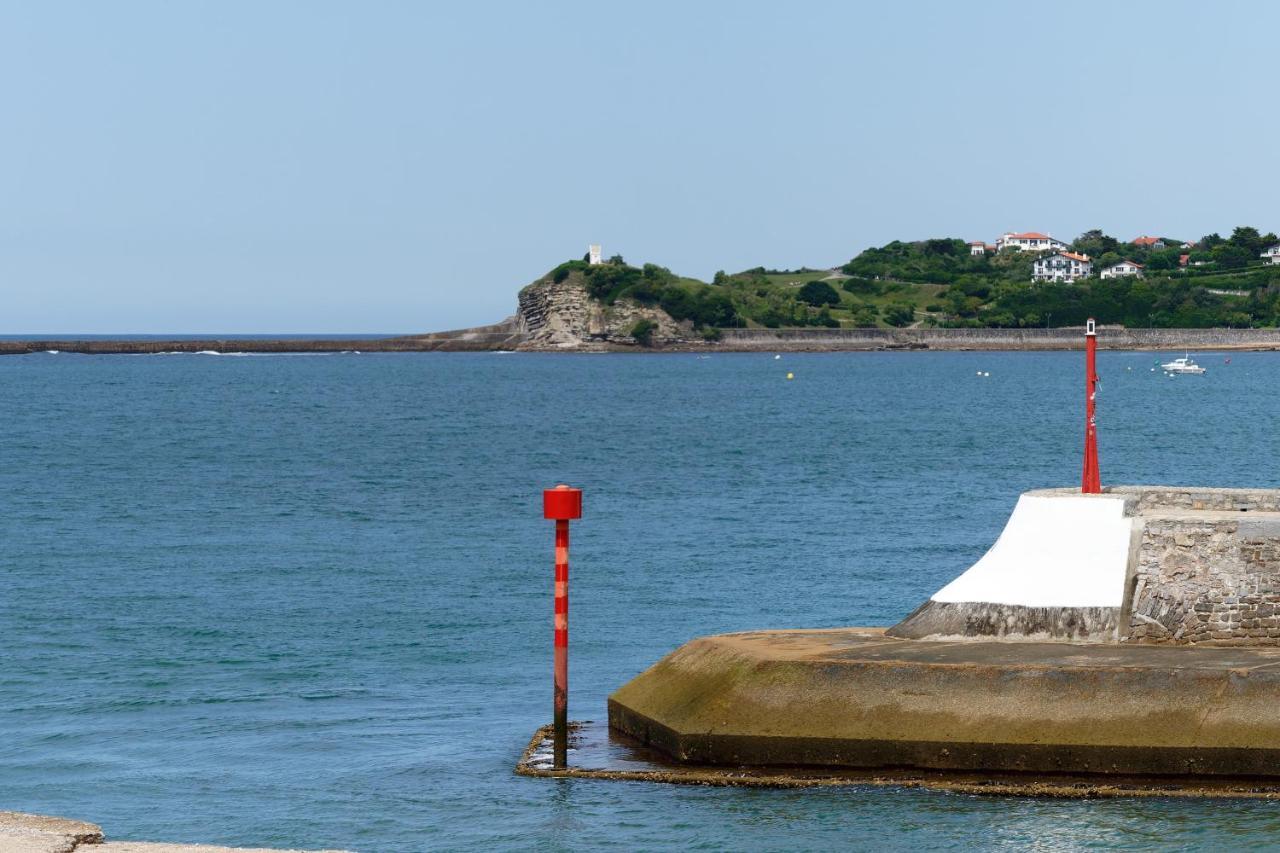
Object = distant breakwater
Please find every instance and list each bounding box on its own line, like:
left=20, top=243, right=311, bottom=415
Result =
left=709, top=327, right=1280, bottom=351
left=8, top=325, right=1280, bottom=355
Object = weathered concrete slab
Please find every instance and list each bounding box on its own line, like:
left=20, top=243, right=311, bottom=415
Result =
left=0, top=810, right=345, bottom=853
left=0, top=812, right=102, bottom=853
left=609, top=628, right=1280, bottom=777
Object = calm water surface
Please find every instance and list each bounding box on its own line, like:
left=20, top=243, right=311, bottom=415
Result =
left=3, top=350, right=1279, bottom=851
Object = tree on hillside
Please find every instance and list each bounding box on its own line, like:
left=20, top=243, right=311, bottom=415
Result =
left=796, top=280, right=841, bottom=307
left=1146, top=248, right=1182, bottom=271
left=883, top=302, right=916, bottom=327
left=1229, top=226, right=1265, bottom=255
left=1072, top=229, right=1120, bottom=259
left=923, top=238, right=961, bottom=256
left=1201, top=232, right=1225, bottom=249
left=1212, top=244, right=1253, bottom=269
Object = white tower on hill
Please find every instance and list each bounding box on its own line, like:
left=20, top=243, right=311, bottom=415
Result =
left=588, top=244, right=602, bottom=265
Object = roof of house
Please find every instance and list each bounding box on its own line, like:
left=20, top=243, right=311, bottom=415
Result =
left=1038, top=251, right=1090, bottom=263
left=1106, top=260, right=1144, bottom=269
left=1131, top=235, right=1164, bottom=246
left=1264, top=244, right=1280, bottom=253
left=1005, top=232, right=1055, bottom=240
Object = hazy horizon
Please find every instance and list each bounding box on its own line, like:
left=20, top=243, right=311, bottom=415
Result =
left=5, top=0, right=1279, bottom=334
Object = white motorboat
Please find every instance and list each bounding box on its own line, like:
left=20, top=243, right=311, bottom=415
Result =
left=1161, top=355, right=1206, bottom=375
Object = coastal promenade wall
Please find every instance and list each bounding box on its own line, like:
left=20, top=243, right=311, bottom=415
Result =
left=713, top=327, right=1280, bottom=351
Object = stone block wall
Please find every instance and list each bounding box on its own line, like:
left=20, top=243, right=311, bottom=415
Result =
left=1129, top=487, right=1280, bottom=513
left=1125, top=515, right=1280, bottom=645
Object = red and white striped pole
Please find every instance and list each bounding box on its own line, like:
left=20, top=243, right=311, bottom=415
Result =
left=1082, top=318, right=1101, bottom=494
left=543, top=484, right=582, bottom=769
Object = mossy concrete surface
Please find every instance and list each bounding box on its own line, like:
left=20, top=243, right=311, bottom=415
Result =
left=608, top=628, right=1280, bottom=776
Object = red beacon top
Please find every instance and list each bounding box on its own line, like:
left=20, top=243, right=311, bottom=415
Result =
left=543, top=484, right=583, bottom=520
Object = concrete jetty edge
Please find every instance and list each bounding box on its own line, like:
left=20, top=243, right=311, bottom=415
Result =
left=606, top=628, right=1280, bottom=779
left=514, top=725, right=1280, bottom=799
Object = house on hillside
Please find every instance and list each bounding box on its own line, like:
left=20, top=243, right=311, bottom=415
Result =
left=996, top=231, right=1067, bottom=252
left=1100, top=260, right=1144, bottom=279
left=1033, top=251, right=1093, bottom=283
left=1131, top=235, right=1166, bottom=250
left=968, top=241, right=998, bottom=256
left=1263, top=245, right=1280, bottom=265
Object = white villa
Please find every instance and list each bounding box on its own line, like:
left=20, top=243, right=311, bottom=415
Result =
left=1100, top=260, right=1144, bottom=279
left=1033, top=251, right=1093, bottom=283
left=1263, top=245, right=1280, bottom=265
left=967, top=241, right=997, bottom=256
left=1131, top=235, right=1166, bottom=250
left=996, top=231, right=1067, bottom=252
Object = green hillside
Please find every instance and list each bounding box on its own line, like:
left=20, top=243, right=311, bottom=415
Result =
left=544, top=226, right=1280, bottom=332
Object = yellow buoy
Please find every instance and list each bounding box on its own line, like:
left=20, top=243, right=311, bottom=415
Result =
left=786, top=372, right=794, bottom=380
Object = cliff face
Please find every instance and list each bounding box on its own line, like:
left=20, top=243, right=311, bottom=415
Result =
left=515, top=277, right=692, bottom=349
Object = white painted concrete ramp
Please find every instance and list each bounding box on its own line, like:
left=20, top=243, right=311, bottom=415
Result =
left=931, top=494, right=1132, bottom=608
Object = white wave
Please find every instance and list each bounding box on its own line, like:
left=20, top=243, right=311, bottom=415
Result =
left=44, top=349, right=60, bottom=354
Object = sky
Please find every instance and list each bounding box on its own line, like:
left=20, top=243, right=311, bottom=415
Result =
left=3, top=1, right=1279, bottom=334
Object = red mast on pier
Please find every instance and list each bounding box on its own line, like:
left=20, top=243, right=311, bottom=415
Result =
left=1082, top=318, right=1101, bottom=493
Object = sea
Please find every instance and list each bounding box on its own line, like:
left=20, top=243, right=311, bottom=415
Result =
left=4, top=348, right=1280, bottom=851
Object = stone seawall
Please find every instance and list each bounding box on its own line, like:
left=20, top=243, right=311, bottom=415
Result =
left=715, top=327, right=1280, bottom=351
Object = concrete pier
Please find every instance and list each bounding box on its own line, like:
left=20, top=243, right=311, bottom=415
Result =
left=608, top=628, right=1280, bottom=777
left=608, top=485, right=1280, bottom=779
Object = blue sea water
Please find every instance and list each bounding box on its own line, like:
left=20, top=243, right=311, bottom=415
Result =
left=3, top=349, right=1280, bottom=851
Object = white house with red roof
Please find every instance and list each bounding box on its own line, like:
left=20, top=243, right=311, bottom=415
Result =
left=1130, top=235, right=1166, bottom=250
left=1263, top=245, right=1280, bottom=265
left=967, top=241, right=998, bottom=256
left=1100, top=260, right=1144, bottom=279
left=1032, top=251, right=1092, bottom=283
left=996, top=231, right=1067, bottom=252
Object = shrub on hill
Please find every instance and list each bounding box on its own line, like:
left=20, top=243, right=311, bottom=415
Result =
left=883, top=302, right=916, bottom=327
left=797, top=280, right=841, bottom=307
left=629, top=319, right=656, bottom=346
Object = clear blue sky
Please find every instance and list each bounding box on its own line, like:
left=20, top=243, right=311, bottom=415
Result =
left=3, top=1, right=1278, bottom=333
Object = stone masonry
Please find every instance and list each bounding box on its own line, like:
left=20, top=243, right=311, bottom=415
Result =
left=1126, top=514, right=1280, bottom=645
left=1081, top=486, right=1280, bottom=646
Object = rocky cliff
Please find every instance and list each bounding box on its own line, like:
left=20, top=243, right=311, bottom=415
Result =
left=514, top=276, right=693, bottom=350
